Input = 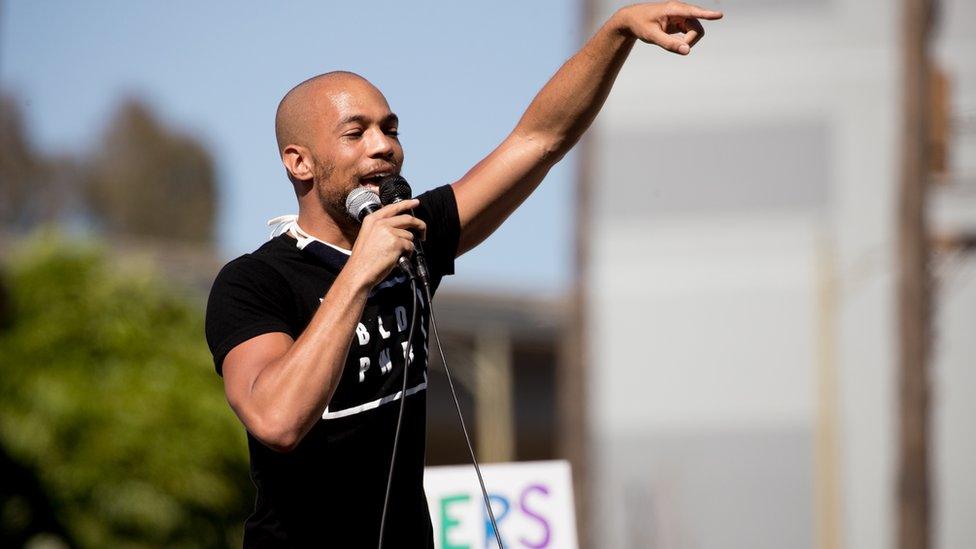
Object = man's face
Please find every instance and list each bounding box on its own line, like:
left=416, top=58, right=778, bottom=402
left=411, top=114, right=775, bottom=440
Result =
left=307, top=79, right=403, bottom=222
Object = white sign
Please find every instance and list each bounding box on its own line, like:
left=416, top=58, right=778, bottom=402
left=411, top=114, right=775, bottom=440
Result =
left=424, top=460, right=578, bottom=549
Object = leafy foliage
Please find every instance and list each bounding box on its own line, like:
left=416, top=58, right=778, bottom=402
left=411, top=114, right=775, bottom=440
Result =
left=0, top=233, right=250, bottom=548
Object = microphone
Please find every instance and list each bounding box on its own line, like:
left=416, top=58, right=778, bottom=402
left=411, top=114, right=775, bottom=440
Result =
left=378, top=176, right=431, bottom=288
left=345, top=186, right=382, bottom=223
left=345, top=187, right=416, bottom=279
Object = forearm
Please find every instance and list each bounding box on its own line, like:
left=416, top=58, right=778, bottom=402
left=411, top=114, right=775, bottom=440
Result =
left=514, top=11, right=635, bottom=161
left=452, top=13, right=636, bottom=253
left=451, top=2, right=720, bottom=253
left=248, top=269, right=369, bottom=450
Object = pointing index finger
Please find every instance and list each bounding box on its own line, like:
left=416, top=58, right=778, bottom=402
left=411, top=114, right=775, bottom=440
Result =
left=375, top=198, right=420, bottom=217
left=673, top=2, right=724, bottom=20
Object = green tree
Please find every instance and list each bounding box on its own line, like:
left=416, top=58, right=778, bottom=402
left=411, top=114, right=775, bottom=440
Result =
left=0, top=233, right=250, bottom=548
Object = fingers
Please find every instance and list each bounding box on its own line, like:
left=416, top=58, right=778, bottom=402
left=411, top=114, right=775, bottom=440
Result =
left=348, top=199, right=424, bottom=286
left=667, top=2, right=723, bottom=20
left=392, top=228, right=414, bottom=241
left=650, top=27, right=691, bottom=55
left=385, top=228, right=415, bottom=254
left=682, top=17, right=705, bottom=47
left=368, top=198, right=420, bottom=219
left=359, top=198, right=426, bottom=238
left=652, top=4, right=713, bottom=55
left=384, top=214, right=426, bottom=240
left=638, top=2, right=720, bottom=55
left=392, top=229, right=417, bottom=256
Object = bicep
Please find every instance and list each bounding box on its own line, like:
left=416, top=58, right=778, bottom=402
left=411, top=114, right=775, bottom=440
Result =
left=222, top=331, right=295, bottom=429
left=451, top=131, right=556, bottom=255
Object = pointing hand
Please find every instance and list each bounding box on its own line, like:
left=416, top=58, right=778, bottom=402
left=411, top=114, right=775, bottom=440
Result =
left=617, top=2, right=723, bottom=55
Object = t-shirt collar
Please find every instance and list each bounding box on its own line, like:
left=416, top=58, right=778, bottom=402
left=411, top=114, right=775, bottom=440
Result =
left=267, top=214, right=351, bottom=271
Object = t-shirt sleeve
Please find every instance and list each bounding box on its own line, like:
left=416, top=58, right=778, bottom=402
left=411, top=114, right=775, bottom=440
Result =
left=414, top=184, right=461, bottom=285
left=205, top=255, right=297, bottom=376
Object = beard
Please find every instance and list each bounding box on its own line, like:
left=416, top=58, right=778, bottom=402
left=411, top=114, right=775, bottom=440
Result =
left=312, top=159, right=355, bottom=227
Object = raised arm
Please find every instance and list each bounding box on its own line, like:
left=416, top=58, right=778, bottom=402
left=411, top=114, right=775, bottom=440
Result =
left=451, top=1, right=722, bottom=255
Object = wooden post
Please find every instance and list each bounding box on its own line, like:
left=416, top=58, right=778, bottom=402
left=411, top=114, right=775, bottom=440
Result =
left=897, top=1, right=936, bottom=548
left=475, top=326, right=515, bottom=463
left=561, top=1, right=597, bottom=546
left=815, top=240, right=843, bottom=549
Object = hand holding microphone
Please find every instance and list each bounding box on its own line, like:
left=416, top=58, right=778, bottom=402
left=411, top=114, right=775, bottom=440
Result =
left=344, top=187, right=426, bottom=288
left=378, top=176, right=431, bottom=288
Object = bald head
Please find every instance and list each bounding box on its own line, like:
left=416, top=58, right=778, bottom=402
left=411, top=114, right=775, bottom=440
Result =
left=274, top=71, right=376, bottom=157
left=273, top=69, right=402, bottom=220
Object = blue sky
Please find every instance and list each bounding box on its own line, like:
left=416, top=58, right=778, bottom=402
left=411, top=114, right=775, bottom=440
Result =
left=1, top=0, right=580, bottom=295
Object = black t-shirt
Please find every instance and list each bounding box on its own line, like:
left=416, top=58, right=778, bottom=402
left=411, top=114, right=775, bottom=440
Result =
left=205, top=185, right=460, bottom=548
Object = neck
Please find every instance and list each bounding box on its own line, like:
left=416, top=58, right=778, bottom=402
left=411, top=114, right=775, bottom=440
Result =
left=295, top=206, right=359, bottom=250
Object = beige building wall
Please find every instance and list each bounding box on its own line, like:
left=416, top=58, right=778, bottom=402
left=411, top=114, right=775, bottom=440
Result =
left=582, top=1, right=975, bottom=548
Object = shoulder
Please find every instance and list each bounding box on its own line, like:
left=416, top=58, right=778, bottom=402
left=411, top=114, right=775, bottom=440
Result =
left=413, top=184, right=460, bottom=233
left=415, top=184, right=458, bottom=218
left=207, top=237, right=305, bottom=314
left=411, top=185, right=461, bottom=283
left=205, top=237, right=303, bottom=374
left=213, top=236, right=299, bottom=287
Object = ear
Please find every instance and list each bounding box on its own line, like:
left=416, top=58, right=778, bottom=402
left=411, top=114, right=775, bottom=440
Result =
left=282, top=144, right=314, bottom=182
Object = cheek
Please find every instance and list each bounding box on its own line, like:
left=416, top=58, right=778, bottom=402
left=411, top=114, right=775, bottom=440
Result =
left=393, top=142, right=405, bottom=165
left=316, top=163, right=334, bottom=181
left=332, top=145, right=364, bottom=171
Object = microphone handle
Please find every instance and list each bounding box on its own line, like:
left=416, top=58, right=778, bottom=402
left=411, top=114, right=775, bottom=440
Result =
left=359, top=203, right=417, bottom=280
left=384, top=198, right=431, bottom=287
left=396, top=257, right=416, bottom=280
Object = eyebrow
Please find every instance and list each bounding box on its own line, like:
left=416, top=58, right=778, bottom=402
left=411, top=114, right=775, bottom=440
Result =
left=336, top=113, right=399, bottom=129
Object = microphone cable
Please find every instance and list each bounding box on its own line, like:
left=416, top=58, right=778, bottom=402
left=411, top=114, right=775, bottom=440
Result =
left=371, top=172, right=502, bottom=547
left=376, top=275, right=504, bottom=549
left=422, top=281, right=505, bottom=549
left=378, top=278, right=419, bottom=549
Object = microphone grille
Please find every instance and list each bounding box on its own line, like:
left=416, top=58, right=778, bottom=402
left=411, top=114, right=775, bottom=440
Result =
left=379, top=175, right=412, bottom=206
left=345, top=187, right=381, bottom=220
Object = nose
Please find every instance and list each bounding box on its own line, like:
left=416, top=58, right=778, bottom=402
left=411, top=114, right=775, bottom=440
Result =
left=365, top=127, right=396, bottom=160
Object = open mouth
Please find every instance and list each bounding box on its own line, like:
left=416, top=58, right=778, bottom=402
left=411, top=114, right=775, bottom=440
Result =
left=359, top=172, right=393, bottom=193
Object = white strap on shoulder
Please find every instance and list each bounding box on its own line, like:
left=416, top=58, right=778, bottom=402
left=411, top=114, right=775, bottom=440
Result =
left=266, top=214, right=349, bottom=253
left=266, top=214, right=298, bottom=240
left=266, top=214, right=316, bottom=248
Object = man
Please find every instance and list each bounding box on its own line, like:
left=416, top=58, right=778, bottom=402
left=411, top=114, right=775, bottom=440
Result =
left=205, top=2, right=722, bottom=547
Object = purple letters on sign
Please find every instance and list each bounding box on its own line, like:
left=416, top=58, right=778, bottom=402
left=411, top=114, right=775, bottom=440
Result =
left=520, top=484, right=552, bottom=548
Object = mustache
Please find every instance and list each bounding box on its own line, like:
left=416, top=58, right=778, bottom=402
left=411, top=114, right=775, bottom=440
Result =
left=360, top=161, right=399, bottom=176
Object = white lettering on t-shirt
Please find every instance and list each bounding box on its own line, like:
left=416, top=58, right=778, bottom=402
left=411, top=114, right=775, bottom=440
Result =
left=401, top=341, right=415, bottom=364
left=358, top=357, right=370, bottom=382
left=356, top=323, right=370, bottom=345
left=395, top=306, right=408, bottom=332
left=378, top=316, right=391, bottom=339
left=379, top=348, right=392, bottom=374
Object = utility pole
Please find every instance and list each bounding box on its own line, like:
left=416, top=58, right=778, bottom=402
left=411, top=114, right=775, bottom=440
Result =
left=475, top=326, right=515, bottom=463
left=563, top=1, right=597, bottom=545
left=897, top=0, right=937, bottom=548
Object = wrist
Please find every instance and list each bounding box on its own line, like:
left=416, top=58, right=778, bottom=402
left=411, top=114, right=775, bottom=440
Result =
left=609, top=6, right=636, bottom=39
left=334, top=263, right=373, bottom=299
